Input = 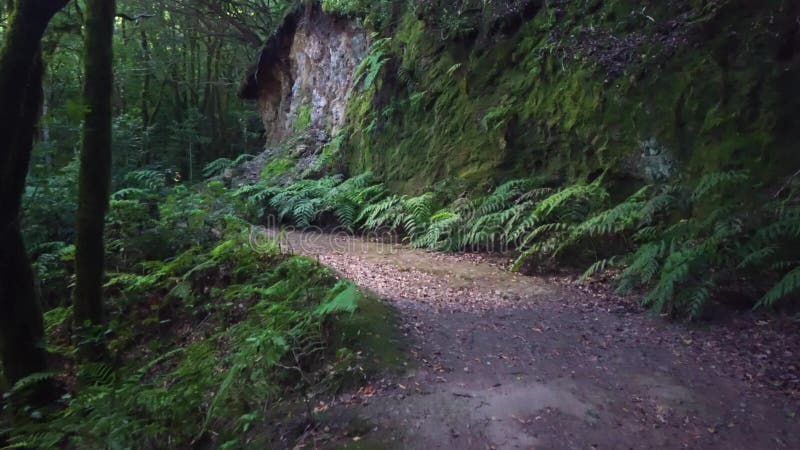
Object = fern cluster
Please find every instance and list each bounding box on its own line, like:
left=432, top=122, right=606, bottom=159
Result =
left=236, top=168, right=800, bottom=318
left=202, top=154, right=256, bottom=179
left=572, top=171, right=800, bottom=317
left=235, top=172, right=387, bottom=230
left=359, top=192, right=436, bottom=239
left=352, top=35, right=390, bottom=93
left=5, top=174, right=382, bottom=449
left=410, top=170, right=799, bottom=317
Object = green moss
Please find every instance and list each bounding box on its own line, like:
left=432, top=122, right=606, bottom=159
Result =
left=294, top=104, right=312, bottom=132
left=340, top=0, right=800, bottom=194
left=332, top=293, right=404, bottom=375
left=260, top=157, right=294, bottom=180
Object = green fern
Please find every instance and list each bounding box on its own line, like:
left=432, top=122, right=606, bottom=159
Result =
left=358, top=195, right=406, bottom=231
left=110, top=187, right=149, bottom=200
left=510, top=182, right=608, bottom=269
left=125, top=169, right=167, bottom=191
left=615, top=241, right=666, bottom=294
left=581, top=257, right=619, bottom=280
left=79, top=362, right=116, bottom=386
left=402, top=193, right=434, bottom=239
left=684, top=279, right=714, bottom=318
left=476, top=179, right=539, bottom=216
left=9, top=371, right=58, bottom=396
left=202, top=154, right=254, bottom=179
left=315, top=281, right=361, bottom=316
left=352, top=35, right=390, bottom=92
left=692, top=170, right=749, bottom=201
left=457, top=179, right=550, bottom=250
left=643, top=245, right=699, bottom=314
left=410, top=209, right=461, bottom=250
left=759, top=266, right=800, bottom=308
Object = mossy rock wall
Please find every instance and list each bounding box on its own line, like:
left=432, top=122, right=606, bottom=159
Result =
left=342, top=0, right=800, bottom=194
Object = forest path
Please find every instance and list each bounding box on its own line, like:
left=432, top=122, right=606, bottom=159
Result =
left=272, top=229, right=799, bottom=450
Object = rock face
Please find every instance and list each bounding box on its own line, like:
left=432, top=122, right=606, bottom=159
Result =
left=240, top=6, right=368, bottom=147
left=341, top=0, right=800, bottom=193
left=242, top=1, right=800, bottom=192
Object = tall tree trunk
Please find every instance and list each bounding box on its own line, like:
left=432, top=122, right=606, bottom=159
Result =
left=0, top=0, right=69, bottom=390
left=0, top=52, right=48, bottom=388
left=74, top=0, right=114, bottom=359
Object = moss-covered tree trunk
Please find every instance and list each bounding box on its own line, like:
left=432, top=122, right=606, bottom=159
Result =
left=0, top=0, right=69, bottom=389
left=74, top=0, right=115, bottom=359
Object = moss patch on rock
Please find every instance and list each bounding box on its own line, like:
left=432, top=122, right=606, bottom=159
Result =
left=341, top=0, right=800, bottom=194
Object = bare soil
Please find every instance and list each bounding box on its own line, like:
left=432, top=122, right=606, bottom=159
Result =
left=271, top=229, right=800, bottom=450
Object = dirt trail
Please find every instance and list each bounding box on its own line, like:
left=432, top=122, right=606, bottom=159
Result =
left=272, top=230, right=800, bottom=449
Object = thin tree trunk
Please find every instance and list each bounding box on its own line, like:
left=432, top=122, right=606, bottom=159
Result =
left=74, top=0, right=115, bottom=360
left=140, top=29, right=151, bottom=126
left=140, top=29, right=151, bottom=165
left=188, top=141, right=193, bottom=182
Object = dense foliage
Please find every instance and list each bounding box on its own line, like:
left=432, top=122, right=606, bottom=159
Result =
left=245, top=170, right=800, bottom=319
left=2, top=1, right=394, bottom=446
left=27, top=0, right=292, bottom=185
left=4, top=172, right=393, bottom=448
left=3, top=0, right=799, bottom=447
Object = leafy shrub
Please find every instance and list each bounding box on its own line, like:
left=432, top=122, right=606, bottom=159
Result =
left=573, top=172, right=800, bottom=317
left=5, top=177, right=377, bottom=449
left=237, top=172, right=386, bottom=230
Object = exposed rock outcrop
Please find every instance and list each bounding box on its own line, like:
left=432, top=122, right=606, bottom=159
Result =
left=239, top=6, right=368, bottom=148
left=242, top=1, right=800, bottom=192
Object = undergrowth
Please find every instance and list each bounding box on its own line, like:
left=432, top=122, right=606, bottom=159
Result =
left=242, top=166, right=800, bottom=319
left=2, top=165, right=395, bottom=449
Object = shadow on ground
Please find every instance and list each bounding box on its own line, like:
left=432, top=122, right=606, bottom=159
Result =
left=268, top=229, right=799, bottom=449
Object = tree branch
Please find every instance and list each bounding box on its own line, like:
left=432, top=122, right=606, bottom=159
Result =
left=116, top=12, right=155, bottom=22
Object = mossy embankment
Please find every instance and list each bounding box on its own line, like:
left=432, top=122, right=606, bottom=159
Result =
left=239, top=1, right=800, bottom=317
left=341, top=0, right=800, bottom=194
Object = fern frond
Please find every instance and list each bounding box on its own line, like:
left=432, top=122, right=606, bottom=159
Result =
left=316, top=281, right=360, bottom=316
left=79, top=362, right=116, bottom=386
left=682, top=279, right=714, bottom=318
left=617, top=242, right=665, bottom=293
left=126, top=169, right=167, bottom=191
left=632, top=226, right=659, bottom=243
left=358, top=195, right=405, bottom=230
left=642, top=245, right=701, bottom=313
left=581, top=257, right=618, bottom=281
left=294, top=199, right=319, bottom=228
left=9, top=371, right=58, bottom=395
left=692, top=170, right=749, bottom=201
left=411, top=209, right=461, bottom=250
left=519, top=222, right=570, bottom=249
left=111, top=187, right=149, bottom=200
left=639, top=185, right=679, bottom=225
left=233, top=153, right=256, bottom=165
left=202, top=158, right=234, bottom=179
left=758, top=266, right=800, bottom=308
left=737, top=245, right=778, bottom=269
left=352, top=36, right=391, bottom=92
